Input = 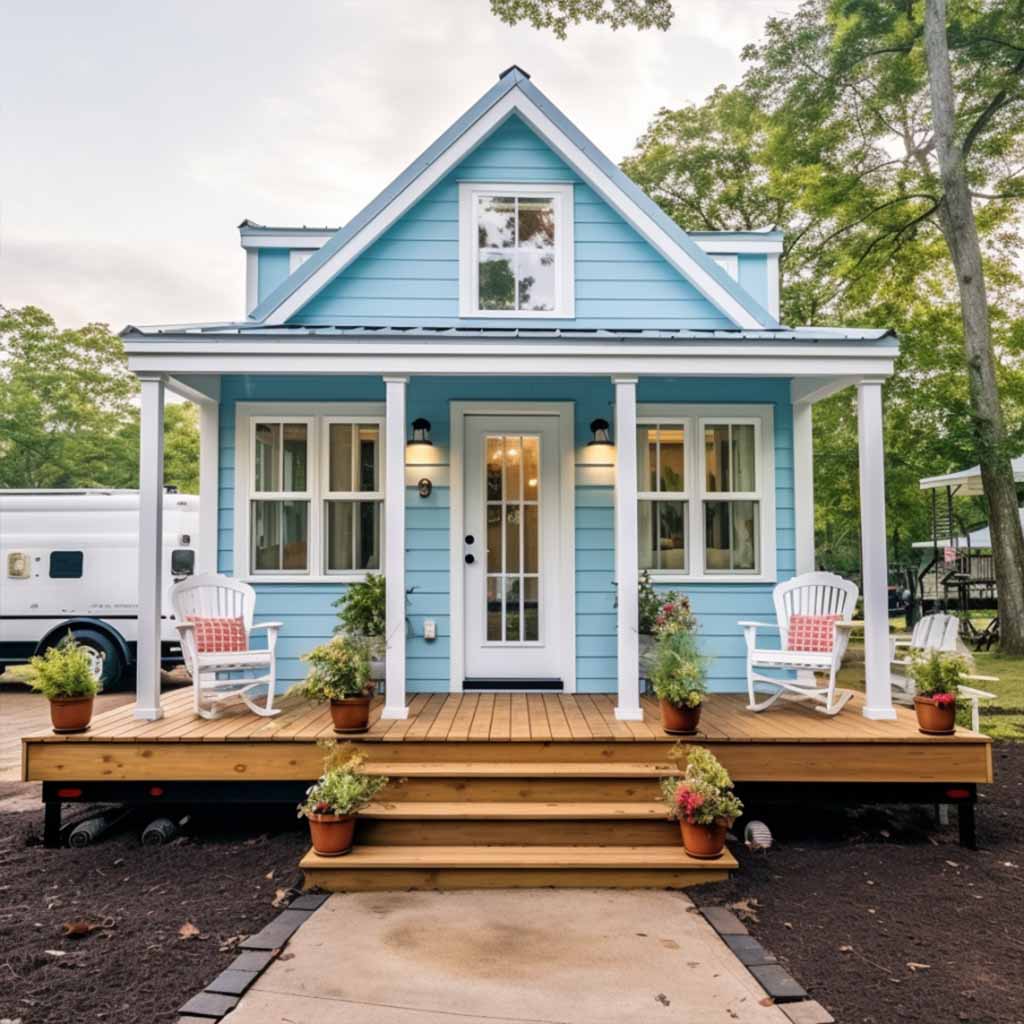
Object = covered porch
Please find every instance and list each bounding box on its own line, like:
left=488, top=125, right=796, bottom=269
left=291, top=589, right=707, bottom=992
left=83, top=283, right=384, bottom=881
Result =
left=124, top=325, right=902, bottom=729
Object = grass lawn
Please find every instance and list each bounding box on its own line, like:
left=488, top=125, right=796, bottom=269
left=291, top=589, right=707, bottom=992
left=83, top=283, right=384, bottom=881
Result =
left=972, top=649, right=1024, bottom=740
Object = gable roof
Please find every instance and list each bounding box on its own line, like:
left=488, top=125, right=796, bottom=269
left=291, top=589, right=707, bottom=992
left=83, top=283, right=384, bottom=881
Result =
left=248, top=67, right=778, bottom=330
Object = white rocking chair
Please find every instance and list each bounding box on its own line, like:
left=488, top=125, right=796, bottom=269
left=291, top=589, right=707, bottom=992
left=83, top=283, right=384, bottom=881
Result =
left=171, top=573, right=282, bottom=720
left=740, top=572, right=859, bottom=716
left=891, top=612, right=996, bottom=731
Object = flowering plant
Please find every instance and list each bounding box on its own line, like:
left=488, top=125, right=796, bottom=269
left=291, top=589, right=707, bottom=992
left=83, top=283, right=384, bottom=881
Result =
left=908, top=649, right=967, bottom=701
left=289, top=634, right=372, bottom=701
left=661, top=746, right=742, bottom=826
left=298, top=744, right=389, bottom=819
left=649, top=594, right=707, bottom=707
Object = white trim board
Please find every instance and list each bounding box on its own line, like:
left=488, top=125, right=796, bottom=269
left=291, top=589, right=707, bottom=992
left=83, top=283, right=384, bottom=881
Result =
left=257, top=88, right=764, bottom=330
left=448, top=401, right=576, bottom=693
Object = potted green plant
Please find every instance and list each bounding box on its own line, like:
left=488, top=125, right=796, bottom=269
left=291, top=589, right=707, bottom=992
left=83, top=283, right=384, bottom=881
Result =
left=649, top=596, right=707, bottom=735
left=298, top=744, right=389, bottom=857
left=333, top=574, right=386, bottom=681
left=28, top=633, right=101, bottom=734
left=909, top=649, right=967, bottom=735
left=290, top=634, right=374, bottom=733
left=661, top=746, right=742, bottom=860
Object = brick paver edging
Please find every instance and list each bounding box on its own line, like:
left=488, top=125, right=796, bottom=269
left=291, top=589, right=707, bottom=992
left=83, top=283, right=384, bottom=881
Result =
left=698, top=906, right=836, bottom=1024
left=176, top=893, right=328, bottom=1022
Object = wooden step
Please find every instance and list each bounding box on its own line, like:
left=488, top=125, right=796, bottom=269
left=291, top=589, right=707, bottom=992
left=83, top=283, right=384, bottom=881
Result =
left=365, top=762, right=680, bottom=778
left=380, top=777, right=664, bottom=802
left=361, top=801, right=668, bottom=819
left=301, top=844, right=736, bottom=892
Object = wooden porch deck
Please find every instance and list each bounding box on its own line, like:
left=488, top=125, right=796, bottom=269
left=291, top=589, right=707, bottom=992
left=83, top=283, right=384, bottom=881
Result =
left=22, top=687, right=992, bottom=785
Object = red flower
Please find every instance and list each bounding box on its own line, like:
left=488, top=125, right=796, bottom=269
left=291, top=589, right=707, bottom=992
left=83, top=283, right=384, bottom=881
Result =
left=931, top=692, right=956, bottom=706
left=663, top=603, right=675, bottom=612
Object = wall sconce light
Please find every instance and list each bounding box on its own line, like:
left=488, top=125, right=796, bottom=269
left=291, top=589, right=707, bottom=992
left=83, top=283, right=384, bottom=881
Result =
left=587, top=418, right=613, bottom=447
left=409, top=418, right=432, bottom=446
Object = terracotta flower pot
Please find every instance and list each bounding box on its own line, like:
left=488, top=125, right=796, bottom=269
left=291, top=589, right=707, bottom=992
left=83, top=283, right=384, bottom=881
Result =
left=660, top=698, right=702, bottom=736
left=330, top=695, right=372, bottom=734
left=679, top=818, right=730, bottom=860
left=914, top=695, right=956, bottom=736
left=49, top=695, right=94, bottom=734
left=306, top=813, right=356, bottom=857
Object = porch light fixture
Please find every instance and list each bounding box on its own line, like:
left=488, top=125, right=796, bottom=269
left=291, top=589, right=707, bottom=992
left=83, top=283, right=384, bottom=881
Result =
left=409, top=418, right=433, bottom=446
left=588, top=418, right=613, bottom=447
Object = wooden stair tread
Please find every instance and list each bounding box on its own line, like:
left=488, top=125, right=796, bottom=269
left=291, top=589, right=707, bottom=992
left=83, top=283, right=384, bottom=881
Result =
left=362, top=801, right=669, bottom=819
left=365, top=762, right=680, bottom=778
left=301, top=844, right=737, bottom=870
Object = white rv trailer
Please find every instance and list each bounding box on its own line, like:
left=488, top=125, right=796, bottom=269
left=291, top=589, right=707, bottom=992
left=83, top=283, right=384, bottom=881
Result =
left=0, top=490, right=199, bottom=689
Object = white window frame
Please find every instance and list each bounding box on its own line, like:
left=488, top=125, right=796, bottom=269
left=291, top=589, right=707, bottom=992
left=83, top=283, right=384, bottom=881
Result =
left=636, top=404, right=776, bottom=584
left=234, top=402, right=386, bottom=583
left=637, top=422, right=693, bottom=576
left=458, top=182, right=575, bottom=319
left=321, top=416, right=385, bottom=577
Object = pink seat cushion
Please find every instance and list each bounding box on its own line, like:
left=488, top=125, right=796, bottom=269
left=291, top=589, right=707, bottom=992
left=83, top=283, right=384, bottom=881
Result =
left=186, top=615, right=247, bottom=654
left=787, top=613, right=843, bottom=653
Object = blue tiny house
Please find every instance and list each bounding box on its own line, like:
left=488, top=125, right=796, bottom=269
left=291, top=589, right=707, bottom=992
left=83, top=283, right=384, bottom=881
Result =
left=125, top=66, right=900, bottom=724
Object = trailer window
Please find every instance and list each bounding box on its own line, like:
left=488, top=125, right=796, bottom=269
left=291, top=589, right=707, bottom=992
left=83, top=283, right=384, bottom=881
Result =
left=171, top=549, right=195, bottom=576
left=49, top=551, right=83, bottom=579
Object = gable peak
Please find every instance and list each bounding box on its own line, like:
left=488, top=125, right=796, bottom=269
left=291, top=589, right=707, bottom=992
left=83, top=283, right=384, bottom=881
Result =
left=499, top=64, right=531, bottom=81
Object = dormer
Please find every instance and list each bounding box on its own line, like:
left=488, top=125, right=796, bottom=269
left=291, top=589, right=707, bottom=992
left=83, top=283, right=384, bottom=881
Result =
left=239, top=220, right=335, bottom=315
left=689, top=229, right=783, bottom=319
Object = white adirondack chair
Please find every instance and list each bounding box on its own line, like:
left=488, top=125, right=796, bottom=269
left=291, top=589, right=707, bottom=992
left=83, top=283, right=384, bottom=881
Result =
left=740, top=572, right=859, bottom=716
left=891, top=612, right=996, bottom=731
left=170, top=574, right=282, bottom=720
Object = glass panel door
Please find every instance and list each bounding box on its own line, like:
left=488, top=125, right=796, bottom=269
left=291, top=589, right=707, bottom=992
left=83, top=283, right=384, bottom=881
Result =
left=484, top=433, right=541, bottom=644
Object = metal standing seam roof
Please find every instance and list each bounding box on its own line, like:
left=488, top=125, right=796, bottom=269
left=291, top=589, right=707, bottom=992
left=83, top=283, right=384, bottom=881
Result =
left=121, top=323, right=897, bottom=344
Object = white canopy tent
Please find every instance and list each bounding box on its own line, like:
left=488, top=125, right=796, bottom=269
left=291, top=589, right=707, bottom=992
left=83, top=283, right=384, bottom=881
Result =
left=912, top=506, right=1024, bottom=550
left=919, top=455, right=1024, bottom=496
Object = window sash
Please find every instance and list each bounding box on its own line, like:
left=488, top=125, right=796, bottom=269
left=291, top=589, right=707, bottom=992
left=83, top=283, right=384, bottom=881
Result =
left=243, top=411, right=385, bottom=579
left=636, top=411, right=770, bottom=580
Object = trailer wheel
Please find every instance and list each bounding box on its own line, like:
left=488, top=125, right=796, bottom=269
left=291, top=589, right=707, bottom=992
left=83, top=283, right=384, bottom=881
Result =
left=68, top=630, right=125, bottom=691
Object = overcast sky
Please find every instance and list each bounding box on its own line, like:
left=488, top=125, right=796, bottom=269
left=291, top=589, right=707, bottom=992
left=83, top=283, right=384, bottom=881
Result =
left=0, top=0, right=799, bottom=330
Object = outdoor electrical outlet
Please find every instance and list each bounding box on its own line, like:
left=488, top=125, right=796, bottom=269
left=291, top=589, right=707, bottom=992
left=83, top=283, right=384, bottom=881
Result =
left=424, top=620, right=437, bottom=641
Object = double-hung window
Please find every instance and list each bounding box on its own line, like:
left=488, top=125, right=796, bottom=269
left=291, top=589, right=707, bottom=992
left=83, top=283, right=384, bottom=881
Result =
left=459, top=183, right=574, bottom=317
left=239, top=405, right=385, bottom=580
left=636, top=406, right=774, bottom=581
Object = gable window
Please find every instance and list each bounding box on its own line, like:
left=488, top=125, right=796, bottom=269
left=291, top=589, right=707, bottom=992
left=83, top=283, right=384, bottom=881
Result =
left=237, top=404, right=386, bottom=581
left=636, top=406, right=775, bottom=581
left=459, top=183, right=574, bottom=318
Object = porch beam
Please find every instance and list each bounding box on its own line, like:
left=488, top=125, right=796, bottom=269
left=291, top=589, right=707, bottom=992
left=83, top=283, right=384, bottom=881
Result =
left=857, top=380, right=896, bottom=720
left=382, top=376, right=409, bottom=719
left=613, top=376, right=642, bottom=721
left=197, top=400, right=220, bottom=574
left=135, top=376, right=165, bottom=721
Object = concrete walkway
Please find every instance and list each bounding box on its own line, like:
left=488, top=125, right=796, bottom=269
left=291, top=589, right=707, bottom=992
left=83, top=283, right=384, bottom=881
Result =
left=222, top=889, right=788, bottom=1024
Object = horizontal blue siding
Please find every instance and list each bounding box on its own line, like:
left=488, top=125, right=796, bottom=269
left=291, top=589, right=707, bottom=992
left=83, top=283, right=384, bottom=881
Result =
left=294, top=115, right=736, bottom=330
left=217, top=374, right=795, bottom=694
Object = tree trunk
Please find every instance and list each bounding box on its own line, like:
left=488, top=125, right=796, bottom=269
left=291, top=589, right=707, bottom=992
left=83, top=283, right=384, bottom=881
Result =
left=923, top=0, right=1024, bottom=653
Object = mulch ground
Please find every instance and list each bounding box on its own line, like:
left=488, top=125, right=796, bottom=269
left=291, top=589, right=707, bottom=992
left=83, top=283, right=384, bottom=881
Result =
left=0, top=804, right=307, bottom=1023
left=692, top=742, right=1024, bottom=1024
left=1, top=746, right=1021, bottom=1024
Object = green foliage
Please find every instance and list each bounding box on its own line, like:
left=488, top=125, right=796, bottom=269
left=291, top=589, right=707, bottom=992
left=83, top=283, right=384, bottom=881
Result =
left=0, top=305, right=200, bottom=493
left=333, top=575, right=386, bottom=648
left=661, top=745, right=743, bottom=825
left=649, top=595, right=707, bottom=706
left=638, top=571, right=671, bottom=634
left=290, top=635, right=372, bottom=701
left=298, top=746, right=389, bottom=818
left=489, top=0, right=672, bottom=38
left=908, top=648, right=969, bottom=697
left=28, top=634, right=100, bottom=700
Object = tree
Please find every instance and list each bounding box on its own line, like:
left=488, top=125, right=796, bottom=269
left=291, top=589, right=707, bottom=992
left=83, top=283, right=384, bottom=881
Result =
left=0, top=305, right=200, bottom=494
left=494, top=0, right=1024, bottom=651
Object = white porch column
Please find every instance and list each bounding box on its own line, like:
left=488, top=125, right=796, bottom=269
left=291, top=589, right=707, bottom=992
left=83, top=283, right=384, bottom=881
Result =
left=613, top=376, right=642, bottom=721
left=382, top=376, right=409, bottom=719
left=857, top=380, right=896, bottom=720
left=793, top=401, right=815, bottom=575
left=197, top=400, right=220, bottom=574
left=135, top=376, right=165, bottom=721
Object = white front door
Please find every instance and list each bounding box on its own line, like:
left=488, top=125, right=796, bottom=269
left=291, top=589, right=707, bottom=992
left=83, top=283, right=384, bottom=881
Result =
left=463, top=414, right=565, bottom=682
